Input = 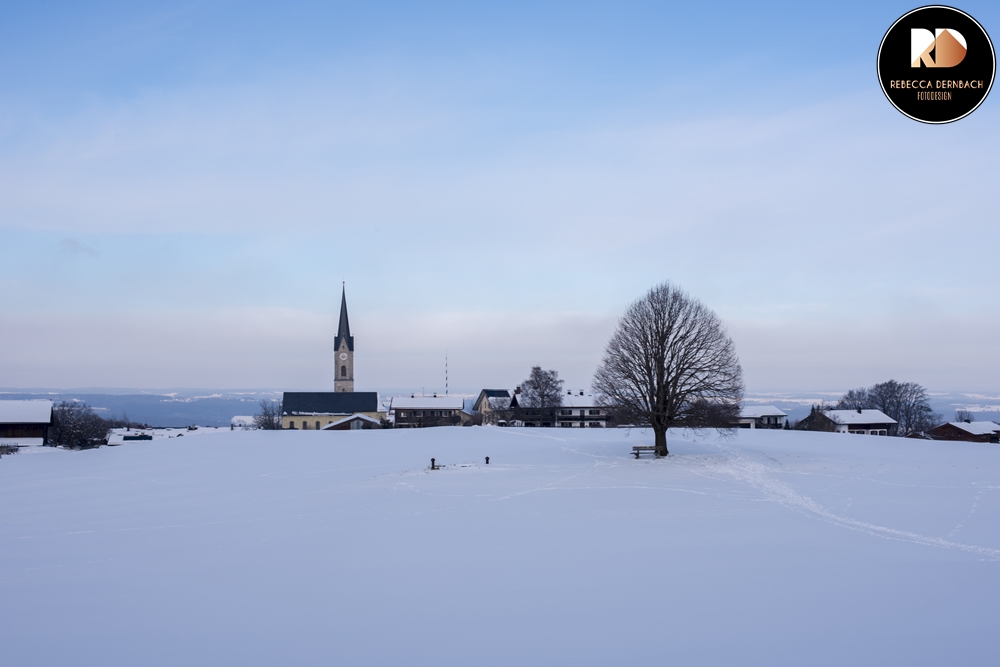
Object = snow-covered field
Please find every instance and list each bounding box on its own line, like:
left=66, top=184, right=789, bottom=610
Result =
left=3, top=427, right=999, bottom=665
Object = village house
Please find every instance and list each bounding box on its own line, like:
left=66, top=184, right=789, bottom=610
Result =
left=509, top=389, right=606, bottom=428
left=926, top=421, right=1000, bottom=443
left=389, top=395, right=471, bottom=428
left=820, top=409, right=897, bottom=435
left=555, top=391, right=607, bottom=428
left=0, top=400, right=54, bottom=446
left=736, top=406, right=788, bottom=429
left=472, top=389, right=512, bottom=425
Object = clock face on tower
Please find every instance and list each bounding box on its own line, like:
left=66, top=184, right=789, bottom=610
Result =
left=340, top=353, right=347, bottom=360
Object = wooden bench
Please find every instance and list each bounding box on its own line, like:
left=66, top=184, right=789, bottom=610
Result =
left=632, top=446, right=655, bottom=459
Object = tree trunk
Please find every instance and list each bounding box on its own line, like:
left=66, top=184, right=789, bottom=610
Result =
left=654, top=427, right=669, bottom=457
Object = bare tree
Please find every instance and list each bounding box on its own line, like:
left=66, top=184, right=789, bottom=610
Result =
left=50, top=401, right=110, bottom=448
left=955, top=409, right=973, bottom=423
left=593, top=282, right=744, bottom=457
left=253, top=399, right=283, bottom=430
left=835, top=388, right=869, bottom=412
left=517, top=367, right=564, bottom=427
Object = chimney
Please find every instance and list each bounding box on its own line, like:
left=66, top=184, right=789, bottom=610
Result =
left=579, top=391, right=584, bottom=396
left=433, top=393, right=437, bottom=398
left=857, top=407, right=862, bottom=414
left=515, top=386, right=521, bottom=394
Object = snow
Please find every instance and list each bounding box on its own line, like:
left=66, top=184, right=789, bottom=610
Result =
left=950, top=421, right=1000, bottom=436
left=0, top=399, right=52, bottom=424
left=3, top=427, right=1000, bottom=665
left=824, top=408, right=897, bottom=425
left=560, top=393, right=599, bottom=408
left=739, top=405, right=787, bottom=419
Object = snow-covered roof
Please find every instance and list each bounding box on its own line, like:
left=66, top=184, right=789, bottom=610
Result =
left=949, top=421, right=1000, bottom=436
left=824, top=409, right=897, bottom=425
left=0, top=400, right=53, bottom=424
left=321, top=414, right=382, bottom=429
left=389, top=396, right=465, bottom=410
left=560, top=393, right=600, bottom=408
left=740, top=405, right=787, bottom=419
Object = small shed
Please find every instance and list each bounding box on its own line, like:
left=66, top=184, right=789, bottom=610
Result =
left=0, top=400, right=54, bottom=445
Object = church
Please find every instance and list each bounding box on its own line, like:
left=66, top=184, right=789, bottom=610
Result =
left=280, top=286, right=385, bottom=429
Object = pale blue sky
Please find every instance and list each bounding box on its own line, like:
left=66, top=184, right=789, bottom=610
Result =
left=1, top=1, right=998, bottom=392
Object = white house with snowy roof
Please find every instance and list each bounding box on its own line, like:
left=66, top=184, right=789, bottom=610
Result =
left=555, top=391, right=606, bottom=428
left=821, top=409, right=897, bottom=436
left=737, top=406, right=788, bottom=429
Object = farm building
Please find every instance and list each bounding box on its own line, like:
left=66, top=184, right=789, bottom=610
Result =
left=0, top=400, right=54, bottom=445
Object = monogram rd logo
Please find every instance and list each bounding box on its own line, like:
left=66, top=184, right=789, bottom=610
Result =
left=911, top=28, right=966, bottom=67
left=878, top=6, right=995, bottom=123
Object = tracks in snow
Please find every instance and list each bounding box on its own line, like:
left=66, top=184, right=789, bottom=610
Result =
left=708, top=445, right=1000, bottom=561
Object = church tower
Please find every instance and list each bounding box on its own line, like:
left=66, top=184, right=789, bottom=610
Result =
left=334, top=285, right=355, bottom=392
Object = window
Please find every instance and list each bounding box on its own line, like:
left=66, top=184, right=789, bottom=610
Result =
left=588, top=422, right=602, bottom=428
left=560, top=409, right=572, bottom=415
left=588, top=409, right=600, bottom=415
left=316, top=421, right=320, bottom=430
left=560, top=422, right=572, bottom=428
left=289, top=421, right=295, bottom=429
left=399, top=411, right=407, bottom=418
left=341, top=365, right=347, bottom=377
left=443, top=410, right=452, bottom=417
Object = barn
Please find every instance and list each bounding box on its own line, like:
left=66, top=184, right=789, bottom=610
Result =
left=0, top=400, right=54, bottom=446
left=926, top=421, right=1000, bottom=443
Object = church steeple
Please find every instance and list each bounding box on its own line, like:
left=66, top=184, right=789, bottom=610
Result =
left=336, top=285, right=354, bottom=351
left=334, top=283, right=355, bottom=392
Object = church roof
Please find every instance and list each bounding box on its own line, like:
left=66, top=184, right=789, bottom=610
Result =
left=336, top=286, right=354, bottom=352
left=282, top=392, right=379, bottom=415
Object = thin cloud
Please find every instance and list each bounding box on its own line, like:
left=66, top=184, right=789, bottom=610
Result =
left=57, top=238, right=100, bottom=256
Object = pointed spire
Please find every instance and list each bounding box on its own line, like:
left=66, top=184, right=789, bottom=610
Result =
left=336, top=283, right=354, bottom=351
